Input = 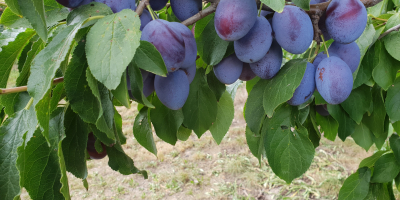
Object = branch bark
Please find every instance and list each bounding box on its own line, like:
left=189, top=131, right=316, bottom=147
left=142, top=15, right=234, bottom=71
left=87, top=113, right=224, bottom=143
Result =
left=135, top=0, right=149, bottom=16
left=0, top=78, right=64, bottom=95
left=378, top=23, right=400, bottom=40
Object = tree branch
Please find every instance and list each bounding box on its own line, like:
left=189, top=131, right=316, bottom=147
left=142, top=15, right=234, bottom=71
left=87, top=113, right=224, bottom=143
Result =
left=0, top=78, right=64, bottom=95
left=136, top=0, right=149, bottom=16
left=378, top=23, right=400, bottom=40
left=181, top=2, right=219, bottom=26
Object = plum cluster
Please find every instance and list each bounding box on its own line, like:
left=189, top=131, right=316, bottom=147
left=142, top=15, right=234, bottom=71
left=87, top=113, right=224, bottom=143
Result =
left=214, top=0, right=366, bottom=106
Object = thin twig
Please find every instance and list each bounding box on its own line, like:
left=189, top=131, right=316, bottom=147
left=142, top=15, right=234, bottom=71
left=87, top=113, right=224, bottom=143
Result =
left=378, top=24, right=400, bottom=39
left=181, top=2, right=219, bottom=26
left=0, top=77, right=64, bottom=95
left=135, top=0, right=149, bottom=16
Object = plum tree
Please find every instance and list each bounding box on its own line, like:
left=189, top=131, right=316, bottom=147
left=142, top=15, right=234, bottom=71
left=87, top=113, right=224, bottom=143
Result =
left=149, top=0, right=168, bottom=11
left=141, top=19, right=186, bottom=72
left=214, top=0, right=257, bottom=41
left=140, top=10, right=152, bottom=31
left=272, top=5, right=313, bottom=54
left=239, top=63, right=256, bottom=81
left=87, top=133, right=107, bottom=160
left=250, top=40, right=282, bottom=79
left=288, top=63, right=316, bottom=106
left=325, top=0, right=367, bottom=44
left=234, top=16, right=273, bottom=63
left=213, top=54, right=243, bottom=84
left=328, top=41, right=361, bottom=73
left=170, top=22, right=197, bottom=69
left=315, top=57, right=353, bottom=105
left=56, top=0, right=84, bottom=8
left=171, top=0, right=202, bottom=22
left=94, top=0, right=136, bottom=13
left=316, top=105, right=330, bottom=116
left=154, top=70, right=190, bottom=110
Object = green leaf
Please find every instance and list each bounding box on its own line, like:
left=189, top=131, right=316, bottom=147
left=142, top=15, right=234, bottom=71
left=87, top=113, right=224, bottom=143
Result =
left=338, top=167, right=371, bottom=200
left=341, top=85, right=372, bottom=124
left=4, top=0, right=21, bottom=16
left=0, top=93, right=20, bottom=115
left=28, top=23, right=82, bottom=106
left=106, top=126, right=147, bottom=178
left=292, top=0, right=310, bottom=10
left=351, top=122, right=374, bottom=151
left=393, top=121, right=400, bottom=134
left=327, top=104, right=356, bottom=141
left=263, top=104, right=315, bottom=183
left=111, top=71, right=130, bottom=108
left=305, top=113, right=321, bottom=148
left=183, top=69, right=218, bottom=137
left=0, top=107, right=37, bottom=200
left=62, top=106, right=89, bottom=179
left=0, top=28, right=26, bottom=51
left=246, top=77, right=260, bottom=94
left=0, top=8, right=32, bottom=29
left=86, top=68, right=116, bottom=139
left=395, top=173, right=400, bottom=192
left=383, top=13, right=400, bottom=61
left=114, top=110, right=126, bottom=145
left=177, top=126, right=191, bottom=141
left=35, top=89, right=52, bottom=144
left=372, top=40, right=400, bottom=91
left=371, top=153, right=400, bottom=183
left=260, top=0, right=285, bottom=13
left=209, top=91, right=234, bottom=145
left=195, top=14, right=229, bottom=66
left=18, top=0, right=47, bottom=41
left=64, top=39, right=100, bottom=124
left=127, top=62, right=154, bottom=108
left=49, top=82, right=65, bottom=113
left=314, top=90, right=328, bottom=105
left=133, top=41, right=168, bottom=77
left=58, top=140, right=71, bottom=200
left=150, top=95, right=183, bottom=145
left=90, top=124, right=115, bottom=146
left=17, top=109, right=66, bottom=200
left=386, top=77, right=400, bottom=122
left=207, top=71, right=226, bottom=101
left=86, top=9, right=141, bottom=90
left=356, top=24, right=377, bottom=60
left=263, top=59, right=308, bottom=117
left=390, top=134, right=400, bottom=165
left=316, top=113, right=338, bottom=141
left=245, top=126, right=264, bottom=162
left=43, top=1, right=69, bottom=27
left=354, top=36, right=376, bottom=88
left=363, top=85, right=386, bottom=138
left=134, top=107, right=157, bottom=155
left=16, top=37, right=45, bottom=87
left=66, top=2, right=113, bottom=27
left=226, top=79, right=242, bottom=100
left=0, top=29, right=35, bottom=88
left=359, top=150, right=388, bottom=168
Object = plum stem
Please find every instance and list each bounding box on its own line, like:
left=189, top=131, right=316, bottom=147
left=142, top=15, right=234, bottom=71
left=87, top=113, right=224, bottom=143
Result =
left=308, top=41, right=316, bottom=62
left=310, top=44, right=321, bottom=63
left=146, top=5, right=156, bottom=20
left=368, top=14, right=388, bottom=22
left=82, top=15, right=105, bottom=26
left=258, top=3, right=263, bottom=17
left=320, top=35, right=329, bottom=58
left=24, top=98, right=34, bottom=110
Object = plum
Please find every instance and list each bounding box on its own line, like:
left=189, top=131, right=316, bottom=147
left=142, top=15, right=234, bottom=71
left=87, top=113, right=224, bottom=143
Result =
left=272, top=5, right=313, bottom=54
left=234, top=16, right=273, bottom=63
left=249, top=40, right=283, bottom=80
left=94, top=0, right=136, bottom=13
left=143, top=73, right=155, bottom=97
left=181, top=65, right=196, bottom=84
left=141, top=19, right=186, bottom=72
left=288, top=63, right=316, bottom=106
left=87, top=133, right=107, bottom=160
left=315, top=56, right=353, bottom=105
left=214, top=0, right=257, bottom=41
left=150, top=0, right=168, bottom=11
left=214, top=54, right=243, bottom=84
left=56, top=0, right=84, bottom=8
left=313, top=52, right=328, bottom=68
left=310, top=0, right=328, bottom=4
left=328, top=41, right=361, bottom=73
left=239, top=63, right=256, bottom=81
left=169, top=22, right=197, bottom=69
left=325, top=0, right=367, bottom=44
left=316, top=104, right=330, bottom=116
left=154, top=70, right=190, bottom=110
left=319, top=14, right=332, bottom=41
left=140, top=9, right=153, bottom=31
left=171, top=0, right=202, bottom=22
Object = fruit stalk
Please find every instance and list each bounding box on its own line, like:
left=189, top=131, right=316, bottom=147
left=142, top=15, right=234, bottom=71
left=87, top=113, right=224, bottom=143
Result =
left=136, top=0, right=149, bottom=16
left=378, top=23, right=400, bottom=40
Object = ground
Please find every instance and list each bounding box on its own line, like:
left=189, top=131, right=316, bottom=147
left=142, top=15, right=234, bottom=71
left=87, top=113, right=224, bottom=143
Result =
left=14, top=72, right=395, bottom=200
